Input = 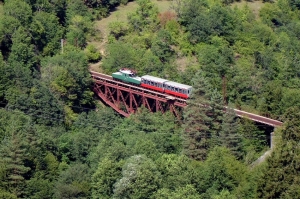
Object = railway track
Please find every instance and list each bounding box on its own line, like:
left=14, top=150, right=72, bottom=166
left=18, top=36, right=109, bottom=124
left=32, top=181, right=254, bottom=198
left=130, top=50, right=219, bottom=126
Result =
left=90, top=71, right=283, bottom=127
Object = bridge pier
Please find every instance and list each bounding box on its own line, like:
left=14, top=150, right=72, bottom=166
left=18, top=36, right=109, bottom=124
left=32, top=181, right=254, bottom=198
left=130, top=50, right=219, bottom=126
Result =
left=270, top=132, right=275, bottom=150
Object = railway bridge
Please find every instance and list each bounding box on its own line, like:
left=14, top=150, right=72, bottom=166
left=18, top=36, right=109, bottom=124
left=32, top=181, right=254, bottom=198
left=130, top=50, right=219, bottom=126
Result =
left=91, top=71, right=283, bottom=127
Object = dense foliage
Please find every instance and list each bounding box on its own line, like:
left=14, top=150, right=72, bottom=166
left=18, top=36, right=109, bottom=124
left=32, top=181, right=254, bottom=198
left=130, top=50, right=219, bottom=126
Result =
left=0, top=0, right=299, bottom=198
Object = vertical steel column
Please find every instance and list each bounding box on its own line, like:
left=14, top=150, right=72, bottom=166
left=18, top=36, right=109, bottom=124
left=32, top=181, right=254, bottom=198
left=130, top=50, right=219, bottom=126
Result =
left=117, top=89, right=120, bottom=109
left=104, top=85, right=108, bottom=100
left=130, top=92, right=133, bottom=113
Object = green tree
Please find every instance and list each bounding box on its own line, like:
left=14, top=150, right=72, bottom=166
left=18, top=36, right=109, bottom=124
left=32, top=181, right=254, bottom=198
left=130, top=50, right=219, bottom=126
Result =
left=0, top=189, right=17, bottom=199
left=0, top=16, right=21, bottom=58
left=0, top=133, right=30, bottom=197
left=182, top=71, right=212, bottom=160
left=25, top=177, right=53, bottom=199
left=30, top=11, right=64, bottom=56
left=209, top=89, right=225, bottom=148
left=8, top=27, right=35, bottom=68
left=113, top=155, right=161, bottom=199
left=155, top=154, right=193, bottom=190
left=4, top=79, right=65, bottom=126
left=257, top=107, right=300, bottom=199
left=85, top=44, right=101, bottom=63
left=41, top=50, right=94, bottom=109
left=137, top=50, right=163, bottom=75
left=238, top=118, right=266, bottom=163
left=151, top=29, right=174, bottom=63
left=183, top=70, right=224, bottom=160
left=177, top=0, right=208, bottom=26
left=66, top=15, right=93, bottom=48
left=258, top=80, right=283, bottom=117
left=4, top=0, right=32, bottom=27
left=109, top=21, right=129, bottom=40
left=0, top=53, right=8, bottom=103
left=66, top=0, right=91, bottom=23
left=91, top=158, right=122, bottom=199
left=102, top=41, right=137, bottom=73
left=127, top=0, right=159, bottom=32
left=53, top=163, right=91, bottom=199
left=188, top=6, right=236, bottom=43
left=196, top=147, right=247, bottom=198
left=259, top=1, right=293, bottom=28
left=219, top=107, right=242, bottom=158
left=197, top=37, right=234, bottom=90
left=153, top=185, right=201, bottom=199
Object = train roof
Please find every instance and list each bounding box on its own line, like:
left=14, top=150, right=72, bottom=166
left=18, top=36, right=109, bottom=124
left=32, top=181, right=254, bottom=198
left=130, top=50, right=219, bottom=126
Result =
left=112, top=72, right=141, bottom=80
left=119, top=69, right=135, bottom=75
left=141, top=75, right=168, bottom=83
left=164, top=81, right=192, bottom=89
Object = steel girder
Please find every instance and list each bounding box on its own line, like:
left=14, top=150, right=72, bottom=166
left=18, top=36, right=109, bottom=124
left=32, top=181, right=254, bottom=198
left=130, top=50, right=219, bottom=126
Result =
left=91, top=71, right=283, bottom=127
left=92, top=78, right=186, bottom=119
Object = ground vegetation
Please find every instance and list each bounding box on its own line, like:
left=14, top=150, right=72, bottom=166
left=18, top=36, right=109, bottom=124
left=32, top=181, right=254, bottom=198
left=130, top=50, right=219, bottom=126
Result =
left=0, top=0, right=299, bottom=198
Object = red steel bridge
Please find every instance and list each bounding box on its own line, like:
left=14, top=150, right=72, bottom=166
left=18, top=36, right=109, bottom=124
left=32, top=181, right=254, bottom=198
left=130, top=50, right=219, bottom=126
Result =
left=91, top=71, right=283, bottom=127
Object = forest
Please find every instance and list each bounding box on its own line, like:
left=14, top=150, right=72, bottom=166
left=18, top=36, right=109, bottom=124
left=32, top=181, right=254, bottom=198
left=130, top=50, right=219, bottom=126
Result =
left=0, top=0, right=300, bottom=198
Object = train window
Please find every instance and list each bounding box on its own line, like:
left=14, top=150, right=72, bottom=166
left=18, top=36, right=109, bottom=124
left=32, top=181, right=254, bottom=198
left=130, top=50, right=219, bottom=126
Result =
left=179, top=89, right=182, bottom=93
left=175, top=87, right=178, bottom=92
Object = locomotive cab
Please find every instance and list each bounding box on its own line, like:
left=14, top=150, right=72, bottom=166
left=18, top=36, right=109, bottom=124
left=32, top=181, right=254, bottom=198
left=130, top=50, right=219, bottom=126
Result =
left=112, top=68, right=141, bottom=85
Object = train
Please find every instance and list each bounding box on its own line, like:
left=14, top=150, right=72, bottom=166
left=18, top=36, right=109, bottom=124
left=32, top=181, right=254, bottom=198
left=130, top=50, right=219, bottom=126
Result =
left=112, top=68, right=192, bottom=99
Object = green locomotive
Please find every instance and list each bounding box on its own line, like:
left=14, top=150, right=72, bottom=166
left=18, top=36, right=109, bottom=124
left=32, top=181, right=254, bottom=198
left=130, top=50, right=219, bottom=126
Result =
left=112, top=68, right=141, bottom=85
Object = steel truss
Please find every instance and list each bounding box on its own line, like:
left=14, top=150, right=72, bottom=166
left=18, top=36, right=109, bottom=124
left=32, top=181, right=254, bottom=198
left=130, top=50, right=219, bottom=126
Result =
left=91, top=71, right=283, bottom=127
left=91, top=72, right=186, bottom=119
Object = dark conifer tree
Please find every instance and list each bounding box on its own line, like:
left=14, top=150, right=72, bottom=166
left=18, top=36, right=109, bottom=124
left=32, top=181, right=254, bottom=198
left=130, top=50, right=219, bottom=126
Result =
left=182, top=70, right=224, bottom=160
left=257, top=107, right=300, bottom=199
left=0, top=133, right=30, bottom=197
left=219, top=107, right=242, bottom=158
left=208, top=89, right=224, bottom=148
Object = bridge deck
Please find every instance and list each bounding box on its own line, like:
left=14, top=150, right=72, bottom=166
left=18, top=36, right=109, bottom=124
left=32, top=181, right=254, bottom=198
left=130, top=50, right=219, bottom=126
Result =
left=91, top=71, right=283, bottom=127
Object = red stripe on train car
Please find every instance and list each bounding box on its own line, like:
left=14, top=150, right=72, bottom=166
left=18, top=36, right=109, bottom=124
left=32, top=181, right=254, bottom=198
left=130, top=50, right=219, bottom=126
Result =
left=141, top=83, right=164, bottom=92
left=165, top=90, right=189, bottom=99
